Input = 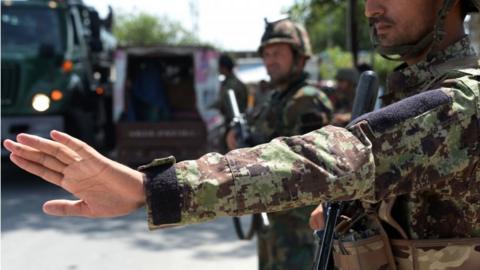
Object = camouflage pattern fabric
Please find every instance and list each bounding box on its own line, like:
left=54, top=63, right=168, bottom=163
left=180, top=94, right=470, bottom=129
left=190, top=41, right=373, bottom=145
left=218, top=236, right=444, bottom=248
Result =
left=248, top=73, right=333, bottom=144
left=141, top=38, right=480, bottom=269
left=245, top=73, right=332, bottom=270
left=259, top=19, right=313, bottom=57
left=391, top=238, right=480, bottom=270
left=256, top=206, right=317, bottom=270
left=333, top=235, right=393, bottom=269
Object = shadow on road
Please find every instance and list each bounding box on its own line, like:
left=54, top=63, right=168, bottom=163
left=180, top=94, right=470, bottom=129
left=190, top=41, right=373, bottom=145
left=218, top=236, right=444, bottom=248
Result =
left=1, top=165, right=255, bottom=259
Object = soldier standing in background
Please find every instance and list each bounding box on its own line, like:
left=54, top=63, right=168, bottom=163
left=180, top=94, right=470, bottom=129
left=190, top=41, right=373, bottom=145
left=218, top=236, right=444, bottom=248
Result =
left=227, top=18, right=333, bottom=270
left=330, top=68, right=360, bottom=126
left=212, top=53, right=248, bottom=153
left=4, top=0, right=480, bottom=269
left=214, top=54, right=248, bottom=125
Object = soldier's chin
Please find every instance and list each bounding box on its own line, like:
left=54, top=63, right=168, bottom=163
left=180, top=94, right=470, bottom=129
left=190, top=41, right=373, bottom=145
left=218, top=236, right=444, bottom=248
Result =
left=377, top=35, right=394, bottom=47
left=269, top=75, right=290, bottom=86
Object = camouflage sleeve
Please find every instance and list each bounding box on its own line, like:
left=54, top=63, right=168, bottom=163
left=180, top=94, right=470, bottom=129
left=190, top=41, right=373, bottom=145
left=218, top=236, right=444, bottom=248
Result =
left=141, top=72, right=479, bottom=229
left=284, top=86, right=333, bottom=135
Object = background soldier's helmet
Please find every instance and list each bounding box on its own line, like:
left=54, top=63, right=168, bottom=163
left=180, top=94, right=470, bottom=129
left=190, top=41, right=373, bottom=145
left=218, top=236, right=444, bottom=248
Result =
left=258, top=18, right=312, bottom=58
left=335, top=68, right=360, bottom=85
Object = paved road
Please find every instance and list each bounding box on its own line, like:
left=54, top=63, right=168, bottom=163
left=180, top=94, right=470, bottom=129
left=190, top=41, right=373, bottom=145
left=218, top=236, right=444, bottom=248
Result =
left=2, top=166, right=257, bottom=270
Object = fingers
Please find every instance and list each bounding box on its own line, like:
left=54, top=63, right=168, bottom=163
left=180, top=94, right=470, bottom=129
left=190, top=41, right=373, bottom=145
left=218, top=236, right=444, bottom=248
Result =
left=309, top=204, right=325, bottom=230
left=9, top=154, right=64, bottom=186
left=226, top=130, right=238, bottom=150
left=4, top=139, right=66, bottom=172
left=50, top=130, right=97, bottom=159
left=16, top=133, right=80, bottom=165
left=43, top=199, right=92, bottom=217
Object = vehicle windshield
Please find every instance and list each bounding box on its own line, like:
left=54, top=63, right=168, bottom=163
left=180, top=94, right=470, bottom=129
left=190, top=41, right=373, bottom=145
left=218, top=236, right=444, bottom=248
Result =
left=1, top=6, right=65, bottom=54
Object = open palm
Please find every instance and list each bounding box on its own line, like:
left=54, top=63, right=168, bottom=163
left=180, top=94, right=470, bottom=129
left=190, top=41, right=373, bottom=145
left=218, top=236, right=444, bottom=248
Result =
left=3, top=130, right=145, bottom=218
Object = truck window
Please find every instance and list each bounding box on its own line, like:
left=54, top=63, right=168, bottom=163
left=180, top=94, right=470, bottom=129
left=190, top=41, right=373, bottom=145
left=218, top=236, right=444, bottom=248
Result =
left=125, top=55, right=198, bottom=122
left=1, top=6, right=64, bottom=54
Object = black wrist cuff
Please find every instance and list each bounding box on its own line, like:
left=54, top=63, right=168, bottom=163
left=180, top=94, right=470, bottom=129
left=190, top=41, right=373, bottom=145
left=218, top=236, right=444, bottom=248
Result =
left=141, top=159, right=182, bottom=225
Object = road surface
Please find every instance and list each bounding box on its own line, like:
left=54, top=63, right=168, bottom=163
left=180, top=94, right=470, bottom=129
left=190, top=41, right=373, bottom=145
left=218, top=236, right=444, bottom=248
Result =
left=2, top=166, right=257, bottom=270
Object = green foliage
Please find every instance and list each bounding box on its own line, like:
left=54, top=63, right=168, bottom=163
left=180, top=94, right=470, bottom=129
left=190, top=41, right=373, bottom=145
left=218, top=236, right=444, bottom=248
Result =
left=113, top=12, right=202, bottom=46
left=287, top=0, right=398, bottom=85
left=318, top=47, right=353, bottom=79
left=372, top=54, right=398, bottom=86
left=317, top=47, right=397, bottom=85
left=287, top=0, right=372, bottom=52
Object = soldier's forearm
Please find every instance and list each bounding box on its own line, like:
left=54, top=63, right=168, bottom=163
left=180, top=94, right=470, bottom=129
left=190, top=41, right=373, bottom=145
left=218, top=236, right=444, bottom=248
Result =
left=141, top=79, right=479, bottom=229
left=142, top=125, right=376, bottom=229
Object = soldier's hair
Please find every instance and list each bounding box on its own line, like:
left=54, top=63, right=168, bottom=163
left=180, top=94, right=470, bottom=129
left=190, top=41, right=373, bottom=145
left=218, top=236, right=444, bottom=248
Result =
left=219, top=54, right=235, bottom=71
left=462, top=0, right=469, bottom=18
left=461, top=0, right=476, bottom=18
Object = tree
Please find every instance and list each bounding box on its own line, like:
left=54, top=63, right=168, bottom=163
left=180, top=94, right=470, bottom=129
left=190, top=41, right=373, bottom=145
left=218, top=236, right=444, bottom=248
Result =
left=286, top=0, right=396, bottom=83
left=287, top=0, right=372, bottom=53
left=113, top=12, right=202, bottom=46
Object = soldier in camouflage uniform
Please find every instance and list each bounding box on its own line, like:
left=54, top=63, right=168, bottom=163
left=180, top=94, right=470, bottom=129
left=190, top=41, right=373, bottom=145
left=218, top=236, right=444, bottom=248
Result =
left=213, top=53, right=248, bottom=126
left=331, top=68, right=360, bottom=126
left=4, top=0, right=480, bottom=269
left=227, top=18, right=333, bottom=270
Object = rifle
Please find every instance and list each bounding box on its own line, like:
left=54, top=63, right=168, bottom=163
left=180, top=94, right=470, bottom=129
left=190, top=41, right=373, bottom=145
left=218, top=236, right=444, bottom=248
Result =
left=227, top=89, right=270, bottom=240
left=313, top=71, right=379, bottom=270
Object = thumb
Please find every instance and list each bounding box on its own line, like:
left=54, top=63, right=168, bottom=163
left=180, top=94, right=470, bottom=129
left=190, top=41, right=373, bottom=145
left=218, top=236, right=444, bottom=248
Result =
left=43, top=200, right=92, bottom=217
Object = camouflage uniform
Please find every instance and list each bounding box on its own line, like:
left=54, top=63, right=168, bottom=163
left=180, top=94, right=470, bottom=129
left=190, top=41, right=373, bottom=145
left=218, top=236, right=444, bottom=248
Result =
left=214, top=73, right=248, bottom=125
left=140, top=36, right=480, bottom=269
left=247, top=72, right=332, bottom=270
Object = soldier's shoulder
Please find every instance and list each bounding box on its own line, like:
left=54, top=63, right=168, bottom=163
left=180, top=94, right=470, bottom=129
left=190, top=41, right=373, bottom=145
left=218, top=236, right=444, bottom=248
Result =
left=445, top=65, right=480, bottom=91
left=224, top=75, right=245, bottom=87
left=294, top=84, right=328, bottom=99
left=288, top=85, right=333, bottom=111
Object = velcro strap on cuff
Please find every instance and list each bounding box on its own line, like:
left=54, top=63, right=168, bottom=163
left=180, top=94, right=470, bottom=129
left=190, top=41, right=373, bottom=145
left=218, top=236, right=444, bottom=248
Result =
left=140, top=156, right=182, bottom=225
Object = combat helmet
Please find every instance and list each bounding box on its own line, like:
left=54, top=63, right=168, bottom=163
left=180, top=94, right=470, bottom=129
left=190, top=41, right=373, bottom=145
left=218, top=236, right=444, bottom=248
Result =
left=258, top=18, right=312, bottom=58
left=372, top=0, right=480, bottom=60
left=335, top=68, right=360, bottom=85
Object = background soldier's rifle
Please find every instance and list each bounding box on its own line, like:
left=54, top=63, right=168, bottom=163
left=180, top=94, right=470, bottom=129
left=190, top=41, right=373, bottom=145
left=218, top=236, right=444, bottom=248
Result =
left=227, top=89, right=270, bottom=240
left=313, top=71, right=379, bottom=270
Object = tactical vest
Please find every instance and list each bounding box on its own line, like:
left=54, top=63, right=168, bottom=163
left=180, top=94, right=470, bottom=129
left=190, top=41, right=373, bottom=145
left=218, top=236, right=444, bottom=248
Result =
left=332, top=59, right=480, bottom=270
left=249, top=74, right=311, bottom=144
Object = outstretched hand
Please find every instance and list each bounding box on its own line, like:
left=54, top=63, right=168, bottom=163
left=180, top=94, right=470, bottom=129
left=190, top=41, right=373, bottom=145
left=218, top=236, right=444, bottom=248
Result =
left=3, top=130, right=145, bottom=218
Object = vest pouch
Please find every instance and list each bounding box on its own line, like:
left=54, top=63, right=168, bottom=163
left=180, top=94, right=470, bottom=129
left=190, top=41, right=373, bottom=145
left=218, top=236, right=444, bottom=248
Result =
left=333, top=234, right=396, bottom=270
left=391, top=238, right=480, bottom=270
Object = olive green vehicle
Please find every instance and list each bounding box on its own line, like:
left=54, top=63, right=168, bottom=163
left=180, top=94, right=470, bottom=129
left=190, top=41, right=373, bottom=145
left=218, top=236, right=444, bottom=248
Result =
left=1, top=0, right=116, bottom=155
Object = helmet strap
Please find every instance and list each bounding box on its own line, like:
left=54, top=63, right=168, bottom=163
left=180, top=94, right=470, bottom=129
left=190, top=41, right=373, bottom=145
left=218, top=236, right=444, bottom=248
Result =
left=372, top=0, right=456, bottom=61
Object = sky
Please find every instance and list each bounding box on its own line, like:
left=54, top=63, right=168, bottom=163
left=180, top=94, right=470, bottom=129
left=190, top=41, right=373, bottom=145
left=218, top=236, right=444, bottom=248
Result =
left=84, top=0, right=297, bottom=51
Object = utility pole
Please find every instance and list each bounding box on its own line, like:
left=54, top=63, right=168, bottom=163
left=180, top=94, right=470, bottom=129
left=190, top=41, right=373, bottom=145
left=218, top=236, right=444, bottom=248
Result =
left=189, top=0, right=199, bottom=35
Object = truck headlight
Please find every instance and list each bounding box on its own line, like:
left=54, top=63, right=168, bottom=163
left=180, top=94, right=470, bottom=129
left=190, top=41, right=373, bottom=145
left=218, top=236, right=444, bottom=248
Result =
left=32, top=94, right=51, bottom=112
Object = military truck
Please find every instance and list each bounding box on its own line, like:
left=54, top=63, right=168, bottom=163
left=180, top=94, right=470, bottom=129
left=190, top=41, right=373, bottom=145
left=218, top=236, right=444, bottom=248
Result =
left=113, top=45, right=222, bottom=165
left=1, top=0, right=116, bottom=155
